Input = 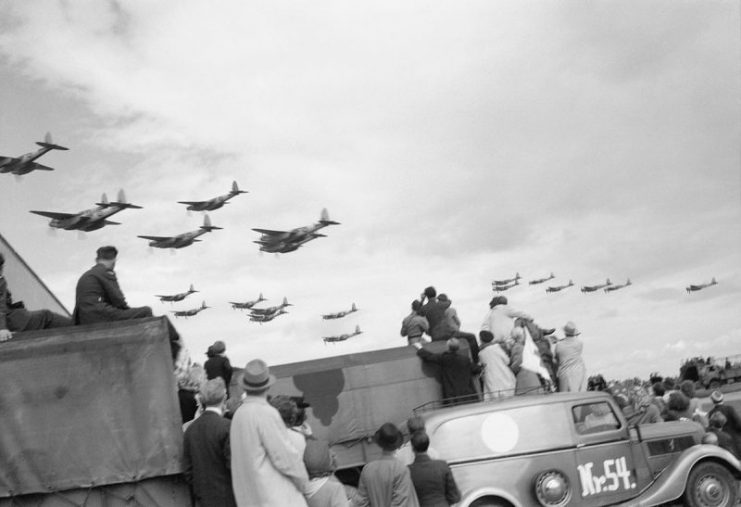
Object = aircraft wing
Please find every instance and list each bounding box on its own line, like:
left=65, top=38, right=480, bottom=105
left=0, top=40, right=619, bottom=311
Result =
left=30, top=210, right=78, bottom=220
left=29, top=162, right=54, bottom=171
left=177, top=201, right=205, bottom=206
left=252, top=228, right=288, bottom=237
left=138, top=235, right=172, bottom=241
left=0, top=156, right=16, bottom=166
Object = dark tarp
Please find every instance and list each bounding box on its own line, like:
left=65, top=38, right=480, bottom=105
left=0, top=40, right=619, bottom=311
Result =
left=0, top=318, right=184, bottom=498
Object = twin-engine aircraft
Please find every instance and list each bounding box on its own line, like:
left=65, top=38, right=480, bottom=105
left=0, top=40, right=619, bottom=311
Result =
left=581, top=279, right=612, bottom=293
left=0, top=132, right=68, bottom=176
left=546, top=280, right=574, bottom=293
left=252, top=208, right=339, bottom=254
left=249, top=308, right=288, bottom=323
left=138, top=215, right=222, bottom=249
left=529, top=273, right=555, bottom=285
left=686, top=277, right=718, bottom=294
left=178, top=181, right=247, bottom=212
left=249, top=297, right=291, bottom=316
left=156, top=284, right=198, bottom=303
left=30, top=189, right=142, bottom=232
left=493, top=273, right=521, bottom=286
left=493, top=280, right=519, bottom=292
left=172, top=301, right=210, bottom=318
left=323, top=325, right=363, bottom=344
left=322, top=303, right=358, bottom=320
left=229, top=293, right=267, bottom=310
left=605, top=279, right=632, bottom=293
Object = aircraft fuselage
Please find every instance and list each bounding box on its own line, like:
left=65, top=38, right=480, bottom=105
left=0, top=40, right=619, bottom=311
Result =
left=0, top=147, right=53, bottom=175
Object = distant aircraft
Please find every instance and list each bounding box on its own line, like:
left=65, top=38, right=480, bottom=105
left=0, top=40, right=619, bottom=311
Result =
left=249, top=308, right=288, bottom=323
left=323, top=325, right=363, bottom=344
left=0, top=132, right=68, bottom=176
left=229, top=293, right=267, bottom=310
left=546, top=280, right=574, bottom=293
left=138, top=215, right=222, bottom=249
left=529, top=272, right=555, bottom=285
left=30, top=189, right=142, bottom=232
left=493, top=280, right=519, bottom=292
left=178, top=180, right=247, bottom=212
left=322, top=303, right=358, bottom=320
left=605, top=279, right=632, bottom=293
left=172, top=301, right=210, bottom=318
left=249, top=297, right=292, bottom=316
left=156, top=284, right=198, bottom=303
left=581, top=279, right=612, bottom=293
left=252, top=208, right=339, bottom=254
left=686, top=277, right=718, bottom=294
left=493, top=273, right=521, bottom=286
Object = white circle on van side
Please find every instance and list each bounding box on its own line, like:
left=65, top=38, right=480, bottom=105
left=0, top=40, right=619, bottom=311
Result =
left=480, top=413, right=519, bottom=453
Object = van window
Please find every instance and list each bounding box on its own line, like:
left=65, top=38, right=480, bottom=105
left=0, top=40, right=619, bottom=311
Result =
left=573, top=402, right=620, bottom=434
left=430, top=404, right=572, bottom=462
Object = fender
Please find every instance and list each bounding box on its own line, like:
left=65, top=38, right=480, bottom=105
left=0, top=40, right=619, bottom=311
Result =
left=615, top=445, right=741, bottom=507
left=459, top=486, right=521, bottom=507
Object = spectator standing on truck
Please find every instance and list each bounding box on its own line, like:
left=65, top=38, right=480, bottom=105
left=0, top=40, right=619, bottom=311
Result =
left=401, top=300, right=429, bottom=345
left=0, top=252, right=71, bottom=342
left=418, top=286, right=448, bottom=341
left=183, top=378, right=237, bottom=507
left=480, top=295, right=531, bottom=344
left=355, top=423, right=420, bottom=507
left=554, top=321, right=586, bottom=392
left=709, top=391, right=741, bottom=453
left=73, top=246, right=182, bottom=359
left=205, top=340, right=233, bottom=397
left=478, top=330, right=516, bottom=400
left=437, top=293, right=479, bottom=363
left=408, top=431, right=461, bottom=507
left=413, top=338, right=481, bottom=405
left=510, top=327, right=552, bottom=395
left=230, top=359, right=309, bottom=506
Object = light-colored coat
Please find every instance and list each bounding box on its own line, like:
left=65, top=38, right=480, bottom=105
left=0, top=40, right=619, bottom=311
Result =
left=480, top=305, right=531, bottom=343
left=230, top=396, right=309, bottom=506
left=555, top=336, right=586, bottom=392
left=479, top=342, right=516, bottom=400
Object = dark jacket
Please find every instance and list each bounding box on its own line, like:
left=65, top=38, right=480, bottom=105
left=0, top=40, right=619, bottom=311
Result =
left=183, top=411, right=237, bottom=507
left=204, top=355, right=233, bottom=393
left=74, top=263, right=152, bottom=324
left=0, top=276, right=29, bottom=331
left=408, top=453, right=461, bottom=507
left=417, top=347, right=481, bottom=404
left=420, top=299, right=448, bottom=341
left=710, top=404, right=741, bottom=451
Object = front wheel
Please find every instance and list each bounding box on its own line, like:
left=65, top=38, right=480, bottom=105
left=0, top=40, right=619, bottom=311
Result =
left=683, top=462, right=737, bottom=507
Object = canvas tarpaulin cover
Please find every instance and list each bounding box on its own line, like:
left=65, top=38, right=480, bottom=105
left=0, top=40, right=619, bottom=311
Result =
left=0, top=318, right=183, bottom=497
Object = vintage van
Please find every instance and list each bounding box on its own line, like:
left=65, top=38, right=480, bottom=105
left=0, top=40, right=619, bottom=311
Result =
left=419, top=391, right=741, bottom=507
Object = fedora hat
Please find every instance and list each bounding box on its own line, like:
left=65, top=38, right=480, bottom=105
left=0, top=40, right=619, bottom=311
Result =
left=241, top=359, right=276, bottom=392
left=710, top=390, right=724, bottom=404
left=374, top=423, right=404, bottom=451
left=563, top=321, right=580, bottom=337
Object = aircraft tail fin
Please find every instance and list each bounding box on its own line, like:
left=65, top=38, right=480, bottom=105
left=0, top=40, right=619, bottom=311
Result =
left=189, top=284, right=197, bottom=293
left=282, top=297, right=292, bottom=306
left=319, top=208, right=340, bottom=226
left=201, top=214, right=223, bottom=231
left=355, top=325, right=362, bottom=334
left=351, top=303, right=357, bottom=312
left=606, top=278, right=611, bottom=285
left=711, top=277, right=717, bottom=284
left=98, top=193, right=109, bottom=206
left=231, top=180, right=248, bottom=195
left=36, top=132, right=69, bottom=151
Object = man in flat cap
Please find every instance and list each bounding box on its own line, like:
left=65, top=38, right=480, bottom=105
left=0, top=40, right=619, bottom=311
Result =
left=0, top=252, right=71, bottom=342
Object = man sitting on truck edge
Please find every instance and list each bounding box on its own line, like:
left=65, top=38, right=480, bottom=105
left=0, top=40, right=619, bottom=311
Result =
left=0, top=252, right=71, bottom=342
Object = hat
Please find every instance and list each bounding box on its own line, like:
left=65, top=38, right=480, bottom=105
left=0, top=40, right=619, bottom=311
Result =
left=437, top=294, right=449, bottom=302
left=199, top=377, right=227, bottom=406
left=563, top=321, right=580, bottom=337
left=710, top=390, right=724, bottom=404
left=269, top=395, right=298, bottom=426
left=303, top=439, right=335, bottom=479
left=374, top=423, right=404, bottom=451
left=212, top=340, right=226, bottom=354
left=241, top=359, right=276, bottom=392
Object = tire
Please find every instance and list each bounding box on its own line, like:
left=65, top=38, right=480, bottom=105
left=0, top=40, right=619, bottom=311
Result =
left=683, top=462, right=737, bottom=507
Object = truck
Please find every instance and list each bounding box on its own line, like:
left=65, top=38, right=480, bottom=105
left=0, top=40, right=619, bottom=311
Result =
left=680, top=355, right=741, bottom=390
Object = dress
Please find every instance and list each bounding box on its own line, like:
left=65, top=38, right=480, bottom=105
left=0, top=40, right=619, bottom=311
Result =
left=230, top=396, right=309, bottom=506
left=417, top=347, right=481, bottom=405
left=355, top=454, right=420, bottom=507
left=73, top=263, right=153, bottom=324
left=408, top=453, right=461, bottom=507
left=478, top=342, right=516, bottom=400
left=0, top=275, right=71, bottom=332
left=183, top=409, right=237, bottom=507
left=480, top=305, right=531, bottom=343
left=554, top=336, right=586, bottom=392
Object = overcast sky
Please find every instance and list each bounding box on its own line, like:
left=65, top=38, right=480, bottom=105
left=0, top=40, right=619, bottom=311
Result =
left=0, top=0, right=739, bottom=380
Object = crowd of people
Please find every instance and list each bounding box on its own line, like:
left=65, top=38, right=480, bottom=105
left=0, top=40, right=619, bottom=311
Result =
left=181, top=356, right=461, bottom=507
left=401, top=286, right=587, bottom=403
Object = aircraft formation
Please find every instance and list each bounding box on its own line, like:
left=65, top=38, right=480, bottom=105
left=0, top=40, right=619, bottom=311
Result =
left=248, top=297, right=292, bottom=324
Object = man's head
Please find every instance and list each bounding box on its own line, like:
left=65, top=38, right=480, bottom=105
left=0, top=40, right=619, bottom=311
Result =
left=423, top=286, right=436, bottom=299
left=199, top=377, right=227, bottom=408
left=710, top=411, right=727, bottom=430
left=374, top=422, right=404, bottom=452
left=489, top=295, right=507, bottom=308
left=241, top=358, right=276, bottom=396
left=406, top=415, right=426, bottom=434
left=651, top=382, right=665, bottom=398
left=96, top=246, right=118, bottom=269
left=710, top=390, right=724, bottom=405
left=479, top=330, right=494, bottom=344
left=411, top=300, right=422, bottom=313
left=410, top=431, right=430, bottom=454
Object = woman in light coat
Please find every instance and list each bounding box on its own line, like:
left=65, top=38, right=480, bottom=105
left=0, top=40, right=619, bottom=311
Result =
left=554, top=321, right=586, bottom=392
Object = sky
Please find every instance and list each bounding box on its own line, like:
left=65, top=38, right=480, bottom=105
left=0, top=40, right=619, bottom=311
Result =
left=0, top=0, right=739, bottom=380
